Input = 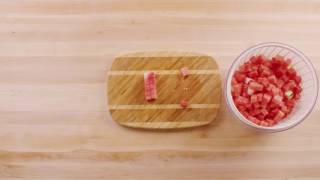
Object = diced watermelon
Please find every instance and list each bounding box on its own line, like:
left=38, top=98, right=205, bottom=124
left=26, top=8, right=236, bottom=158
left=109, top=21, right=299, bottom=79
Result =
left=241, top=92, right=249, bottom=98
left=249, top=56, right=257, bottom=64
left=240, top=110, right=250, bottom=118
left=261, top=108, right=269, bottom=116
left=180, top=100, right=188, bottom=109
left=269, top=102, right=279, bottom=109
left=247, top=115, right=256, bottom=122
left=254, top=119, right=262, bottom=125
left=276, top=79, right=285, bottom=88
left=286, top=68, right=297, bottom=78
left=250, top=108, right=261, bottom=116
left=262, top=93, right=272, bottom=105
left=286, top=58, right=292, bottom=67
left=253, top=102, right=260, bottom=109
left=281, top=104, right=289, bottom=113
left=232, top=77, right=238, bottom=85
left=248, top=115, right=261, bottom=125
left=232, top=84, right=242, bottom=97
left=263, top=60, right=272, bottom=68
left=248, top=70, right=259, bottom=78
left=250, top=94, right=259, bottom=104
left=274, top=110, right=286, bottom=122
left=271, top=58, right=283, bottom=70
left=257, top=114, right=265, bottom=121
left=245, top=77, right=253, bottom=84
left=258, top=64, right=268, bottom=72
left=285, top=90, right=294, bottom=99
left=261, top=68, right=272, bottom=77
left=272, top=95, right=284, bottom=106
left=235, top=96, right=249, bottom=105
left=269, top=108, right=280, bottom=118
left=238, top=105, right=247, bottom=112
left=294, top=75, right=302, bottom=84
left=242, top=84, right=249, bottom=97
left=144, top=72, right=157, bottom=101
left=180, top=67, right=189, bottom=78
left=266, top=119, right=276, bottom=126
left=281, top=74, right=290, bottom=83
left=239, top=63, right=250, bottom=73
left=257, top=77, right=269, bottom=87
left=249, top=81, right=264, bottom=91
left=245, top=102, right=252, bottom=109
left=286, top=99, right=296, bottom=108
left=234, top=71, right=246, bottom=82
left=257, top=93, right=263, bottom=102
left=271, top=86, right=281, bottom=95
left=260, top=121, right=269, bottom=127
left=282, top=80, right=297, bottom=91
left=256, top=55, right=266, bottom=64
left=274, top=68, right=286, bottom=78
left=268, top=75, right=277, bottom=84
left=232, top=54, right=302, bottom=127
left=294, top=85, right=302, bottom=94
left=247, top=88, right=254, bottom=95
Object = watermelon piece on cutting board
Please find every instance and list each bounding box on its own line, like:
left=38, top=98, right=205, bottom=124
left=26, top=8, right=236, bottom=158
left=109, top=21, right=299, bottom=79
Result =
left=144, top=72, right=157, bottom=101
left=107, top=51, right=222, bottom=129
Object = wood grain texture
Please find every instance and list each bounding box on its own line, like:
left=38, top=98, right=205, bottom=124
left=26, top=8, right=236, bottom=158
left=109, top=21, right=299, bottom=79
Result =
left=0, top=0, right=320, bottom=179
left=107, top=51, right=221, bottom=129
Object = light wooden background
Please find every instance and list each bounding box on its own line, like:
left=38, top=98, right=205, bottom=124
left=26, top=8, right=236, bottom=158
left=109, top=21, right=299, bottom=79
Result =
left=0, top=0, right=319, bottom=179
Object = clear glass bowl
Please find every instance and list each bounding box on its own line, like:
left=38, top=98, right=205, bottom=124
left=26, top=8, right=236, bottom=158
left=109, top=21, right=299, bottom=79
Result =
left=225, top=42, right=318, bottom=132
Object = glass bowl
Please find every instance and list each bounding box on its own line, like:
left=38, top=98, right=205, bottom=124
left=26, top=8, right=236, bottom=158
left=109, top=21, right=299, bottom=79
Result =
left=225, top=42, right=318, bottom=132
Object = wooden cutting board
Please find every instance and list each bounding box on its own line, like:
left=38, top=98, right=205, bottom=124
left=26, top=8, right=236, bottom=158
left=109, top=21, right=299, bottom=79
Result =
left=107, top=52, right=221, bottom=129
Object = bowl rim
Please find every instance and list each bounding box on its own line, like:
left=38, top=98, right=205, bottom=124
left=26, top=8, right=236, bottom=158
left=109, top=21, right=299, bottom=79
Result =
left=225, top=42, right=319, bottom=132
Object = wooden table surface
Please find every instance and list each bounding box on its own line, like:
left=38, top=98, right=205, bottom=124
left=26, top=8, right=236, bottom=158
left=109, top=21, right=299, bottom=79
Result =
left=0, top=1, right=320, bottom=179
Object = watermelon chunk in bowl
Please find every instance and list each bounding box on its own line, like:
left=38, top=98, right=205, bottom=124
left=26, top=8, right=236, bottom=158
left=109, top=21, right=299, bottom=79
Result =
left=225, top=42, right=318, bottom=132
